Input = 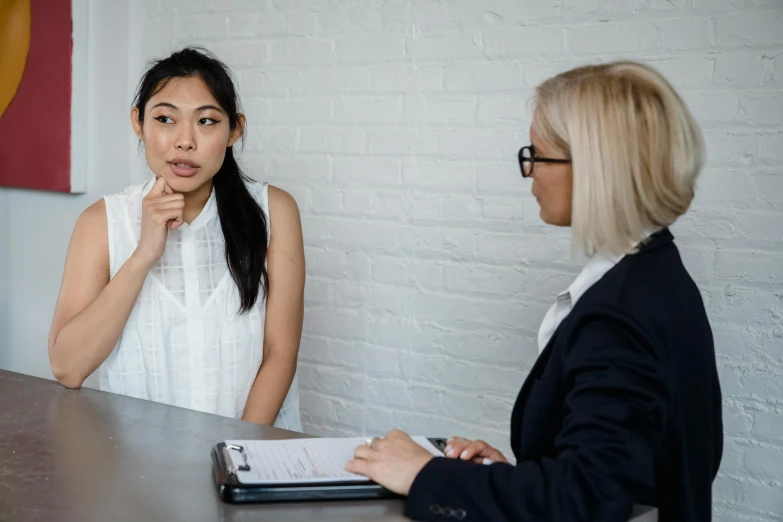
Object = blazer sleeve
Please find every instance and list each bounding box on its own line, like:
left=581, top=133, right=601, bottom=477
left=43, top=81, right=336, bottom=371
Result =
left=405, top=307, right=672, bottom=522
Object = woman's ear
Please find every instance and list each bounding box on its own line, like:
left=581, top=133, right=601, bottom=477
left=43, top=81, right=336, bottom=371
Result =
left=130, top=107, right=143, bottom=141
left=228, top=113, right=246, bottom=147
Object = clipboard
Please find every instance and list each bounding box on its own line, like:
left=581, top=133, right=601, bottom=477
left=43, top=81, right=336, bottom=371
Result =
left=211, top=438, right=448, bottom=503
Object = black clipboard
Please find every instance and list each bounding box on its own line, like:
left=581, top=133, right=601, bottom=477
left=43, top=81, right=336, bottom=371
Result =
left=212, top=438, right=448, bottom=503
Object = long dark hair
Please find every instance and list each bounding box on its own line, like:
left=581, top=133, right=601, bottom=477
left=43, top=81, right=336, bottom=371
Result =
left=132, top=47, right=268, bottom=313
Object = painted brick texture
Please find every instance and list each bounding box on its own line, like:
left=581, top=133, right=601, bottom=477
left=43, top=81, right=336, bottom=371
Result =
left=139, top=1, right=783, bottom=519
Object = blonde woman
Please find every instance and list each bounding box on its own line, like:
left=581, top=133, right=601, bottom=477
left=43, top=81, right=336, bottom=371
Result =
left=347, top=62, right=723, bottom=522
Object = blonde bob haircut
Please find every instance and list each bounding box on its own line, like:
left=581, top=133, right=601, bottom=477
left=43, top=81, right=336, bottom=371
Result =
left=531, top=61, right=705, bottom=257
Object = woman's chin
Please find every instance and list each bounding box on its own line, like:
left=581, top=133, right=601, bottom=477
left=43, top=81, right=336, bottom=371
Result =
left=158, top=173, right=205, bottom=193
left=539, top=207, right=553, bottom=225
left=539, top=208, right=571, bottom=227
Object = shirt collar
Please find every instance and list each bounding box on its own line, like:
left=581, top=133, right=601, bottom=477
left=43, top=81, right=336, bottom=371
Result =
left=556, top=229, right=659, bottom=306
left=557, top=252, right=622, bottom=306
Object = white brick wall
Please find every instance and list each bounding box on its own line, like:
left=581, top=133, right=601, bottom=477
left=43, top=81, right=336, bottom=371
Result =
left=139, top=1, right=783, bottom=519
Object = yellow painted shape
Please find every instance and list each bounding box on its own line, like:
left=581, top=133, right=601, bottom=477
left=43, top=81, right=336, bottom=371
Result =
left=0, top=0, right=32, bottom=118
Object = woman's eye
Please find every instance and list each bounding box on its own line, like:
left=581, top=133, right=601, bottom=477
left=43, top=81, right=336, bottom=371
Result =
left=199, top=118, right=218, bottom=126
left=155, top=116, right=174, bottom=124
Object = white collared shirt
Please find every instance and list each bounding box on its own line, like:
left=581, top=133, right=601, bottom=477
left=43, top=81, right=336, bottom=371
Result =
left=537, top=252, right=624, bottom=353
left=537, top=230, right=659, bottom=353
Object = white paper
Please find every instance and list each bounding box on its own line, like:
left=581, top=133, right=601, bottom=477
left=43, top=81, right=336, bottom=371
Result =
left=224, top=437, right=443, bottom=485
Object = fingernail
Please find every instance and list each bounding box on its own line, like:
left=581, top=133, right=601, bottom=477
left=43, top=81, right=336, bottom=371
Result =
left=447, top=449, right=456, bottom=457
left=460, top=450, right=468, bottom=459
left=445, top=445, right=452, bottom=454
left=482, top=458, right=493, bottom=465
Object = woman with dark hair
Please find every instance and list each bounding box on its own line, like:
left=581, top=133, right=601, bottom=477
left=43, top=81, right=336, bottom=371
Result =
left=48, top=48, right=304, bottom=431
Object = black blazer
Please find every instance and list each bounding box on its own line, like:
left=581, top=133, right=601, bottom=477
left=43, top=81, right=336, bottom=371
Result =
left=406, top=229, right=723, bottom=522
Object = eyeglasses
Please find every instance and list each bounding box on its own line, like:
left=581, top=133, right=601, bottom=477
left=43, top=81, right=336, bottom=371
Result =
left=518, top=145, right=571, bottom=178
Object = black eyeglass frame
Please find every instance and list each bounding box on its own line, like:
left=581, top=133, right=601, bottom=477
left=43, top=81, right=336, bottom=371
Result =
left=518, top=145, right=571, bottom=178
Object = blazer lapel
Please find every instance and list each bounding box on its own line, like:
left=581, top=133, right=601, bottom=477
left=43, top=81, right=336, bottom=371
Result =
left=508, top=230, right=675, bottom=457
left=510, top=337, right=555, bottom=457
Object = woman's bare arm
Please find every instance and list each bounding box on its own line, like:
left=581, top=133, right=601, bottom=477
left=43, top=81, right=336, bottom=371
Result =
left=48, top=200, right=156, bottom=388
left=49, top=179, right=184, bottom=388
left=242, top=186, right=305, bottom=425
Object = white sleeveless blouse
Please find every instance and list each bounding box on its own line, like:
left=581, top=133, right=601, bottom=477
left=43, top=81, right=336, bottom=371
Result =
left=99, top=175, right=301, bottom=431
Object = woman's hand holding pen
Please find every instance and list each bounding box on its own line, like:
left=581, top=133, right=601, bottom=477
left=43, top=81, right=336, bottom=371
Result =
left=346, top=431, right=511, bottom=497
left=346, top=430, right=434, bottom=496
left=444, top=436, right=510, bottom=465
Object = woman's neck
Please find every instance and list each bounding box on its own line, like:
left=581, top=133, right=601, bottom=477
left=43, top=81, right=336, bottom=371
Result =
left=181, top=179, right=213, bottom=224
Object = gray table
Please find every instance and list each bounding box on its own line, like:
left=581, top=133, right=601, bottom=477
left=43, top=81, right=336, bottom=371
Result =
left=0, top=370, right=412, bottom=522
left=0, top=369, right=657, bottom=522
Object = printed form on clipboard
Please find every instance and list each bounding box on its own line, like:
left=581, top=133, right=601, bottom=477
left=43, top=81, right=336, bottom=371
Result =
left=223, top=437, right=444, bottom=485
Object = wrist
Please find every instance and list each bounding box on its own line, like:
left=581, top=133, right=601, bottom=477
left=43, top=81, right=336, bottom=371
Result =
left=405, top=454, right=434, bottom=495
left=128, top=249, right=157, bottom=271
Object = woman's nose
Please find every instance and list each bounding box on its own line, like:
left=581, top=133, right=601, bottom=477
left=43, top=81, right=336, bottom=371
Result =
left=175, top=126, right=196, bottom=151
